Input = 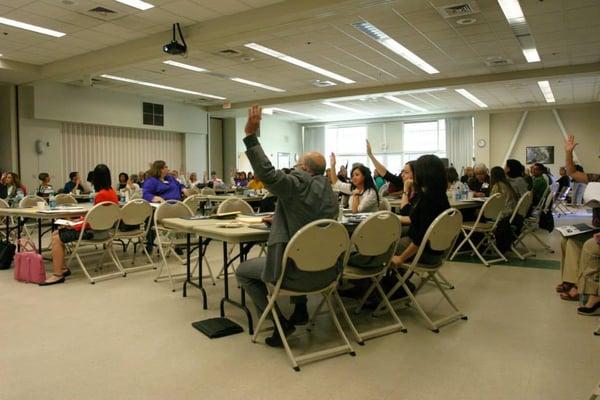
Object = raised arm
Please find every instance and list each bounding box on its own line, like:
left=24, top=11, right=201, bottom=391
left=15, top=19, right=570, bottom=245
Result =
left=366, top=140, right=388, bottom=178
left=565, top=135, right=588, bottom=183
left=329, top=153, right=338, bottom=185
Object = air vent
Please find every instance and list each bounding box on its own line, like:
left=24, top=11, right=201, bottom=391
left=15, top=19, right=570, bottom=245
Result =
left=312, top=79, right=337, bottom=88
left=436, top=2, right=480, bottom=19
left=85, top=6, right=121, bottom=21
left=485, top=56, right=513, bottom=67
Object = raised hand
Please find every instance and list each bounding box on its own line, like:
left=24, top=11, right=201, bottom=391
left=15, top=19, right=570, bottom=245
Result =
left=245, top=105, right=262, bottom=135
left=366, top=139, right=373, bottom=155
left=330, top=152, right=337, bottom=167
left=565, top=135, right=578, bottom=152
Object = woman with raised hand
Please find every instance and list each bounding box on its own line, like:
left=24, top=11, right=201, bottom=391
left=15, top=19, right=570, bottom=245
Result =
left=329, top=152, right=379, bottom=213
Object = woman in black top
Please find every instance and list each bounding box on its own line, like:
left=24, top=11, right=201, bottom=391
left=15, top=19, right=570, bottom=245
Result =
left=117, top=172, right=129, bottom=191
left=391, top=154, right=450, bottom=266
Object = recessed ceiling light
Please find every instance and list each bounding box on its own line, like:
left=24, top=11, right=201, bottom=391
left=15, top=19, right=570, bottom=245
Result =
left=114, top=0, right=154, bottom=10
left=497, top=0, right=541, bottom=63
left=0, top=16, right=65, bottom=37
left=100, top=74, right=225, bottom=100
left=322, top=101, right=373, bottom=115
left=456, top=18, right=477, bottom=25
left=455, top=89, right=488, bottom=108
left=537, top=80, right=555, bottom=103
left=163, top=60, right=207, bottom=72
left=244, top=43, right=355, bottom=84
left=352, top=21, right=439, bottom=74
left=263, top=107, right=316, bottom=119
left=230, top=78, right=285, bottom=93
left=522, top=48, right=540, bottom=63
left=383, top=95, right=427, bottom=112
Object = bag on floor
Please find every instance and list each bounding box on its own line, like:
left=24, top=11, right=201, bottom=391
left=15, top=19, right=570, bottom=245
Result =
left=14, top=239, right=46, bottom=283
left=0, top=240, right=16, bottom=269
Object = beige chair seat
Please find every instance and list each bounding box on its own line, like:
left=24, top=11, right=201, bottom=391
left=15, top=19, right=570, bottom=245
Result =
left=344, top=264, right=386, bottom=277
left=461, top=221, right=495, bottom=231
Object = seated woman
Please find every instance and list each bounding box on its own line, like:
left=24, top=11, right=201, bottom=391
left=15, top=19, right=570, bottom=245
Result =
left=470, top=163, right=491, bottom=197
left=490, top=166, right=518, bottom=219
left=367, top=140, right=415, bottom=226
left=117, top=172, right=128, bottom=191
left=36, top=173, right=55, bottom=198
left=329, top=153, right=379, bottom=213
left=447, top=166, right=462, bottom=192
left=505, top=159, right=530, bottom=198
left=123, top=174, right=142, bottom=199
left=4, top=172, right=27, bottom=202
left=40, top=164, right=118, bottom=286
left=247, top=174, right=265, bottom=191
left=577, top=232, right=600, bottom=315
left=391, top=154, right=450, bottom=267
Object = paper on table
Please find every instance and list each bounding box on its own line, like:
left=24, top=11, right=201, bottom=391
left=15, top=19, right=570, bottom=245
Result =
left=54, top=219, right=84, bottom=227
left=236, top=215, right=264, bottom=224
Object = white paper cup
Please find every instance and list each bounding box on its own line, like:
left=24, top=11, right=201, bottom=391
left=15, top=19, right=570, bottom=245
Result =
left=37, top=201, right=46, bottom=210
left=75, top=189, right=81, bottom=195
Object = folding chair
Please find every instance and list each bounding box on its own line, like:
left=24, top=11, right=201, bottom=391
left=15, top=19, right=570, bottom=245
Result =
left=252, top=219, right=354, bottom=371
left=450, top=193, right=508, bottom=266
left=200, top=187, right=216, bottom=214
left=332, top=211, right=406, bottom=344
left=0, top=198, right=18, bottom=241
left=378, top=208, right=467, bottom=332
left=552, top=187, right=572, bottom=217
left=113, top=199, right=155, bottom=273
left=378, top=197, right=391, bottom=211
left=65, top=201, right=125, bottom=284
left=183, top=194, right=203, bottom=215
left=18, top=195, right=47, bottom=245
left=510, top=191, right=534, bottom=259
left=154, top=200, right=215, bottom=291
left=55, top=193, right=77, bottom=205
left=514, top=189, right=554, bottom=257
left=215, top=198, right=258, bottom=278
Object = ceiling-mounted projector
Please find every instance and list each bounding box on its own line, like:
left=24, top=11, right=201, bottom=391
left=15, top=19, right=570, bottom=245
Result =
left=163, top=23, right=187, bottom=55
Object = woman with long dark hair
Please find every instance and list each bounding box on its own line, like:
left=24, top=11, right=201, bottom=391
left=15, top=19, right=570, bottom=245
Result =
left=392, top=154, right=450, bottom=266
left=329, top=153, right=379, bottom=213
left=490, top=166, right=518, bottom=219
left=40, top=164, right=118, bottom=286
left=505, top=159, right=529, bottom=197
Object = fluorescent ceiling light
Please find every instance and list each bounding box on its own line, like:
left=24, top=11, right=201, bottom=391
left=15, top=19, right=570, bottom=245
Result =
left=230, top=78, right=285, bottom=93
left=263, top=107, right=316, bottom=119
left=353, top=21, right=439, bottom=74
left=383, top=95, right=427, bottom=112
left=455, top=89, right=488, bottom=108
left=537, top=80, right=555, bottom=103
left=100, top=74, right=225, bottom=100
left=0, top=16, right=65, bottom=38
left=114, top=0, right=154, bottom=10
left=522, top=48, right=540, bottom=63
left=163, top=60, right=207, bottom=72
left=322, top=101, right=372, bottom=115
left=497, top=0, right=525, bottom=24
left=244, top=43, right=355, bottom=84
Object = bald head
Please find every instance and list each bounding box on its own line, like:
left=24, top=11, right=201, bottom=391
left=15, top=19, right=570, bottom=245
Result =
left=299, top=152, right=326, bottom=176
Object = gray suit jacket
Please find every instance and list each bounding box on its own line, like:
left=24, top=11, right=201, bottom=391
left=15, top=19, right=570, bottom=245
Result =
left=244, top=135, right=339, bottom=287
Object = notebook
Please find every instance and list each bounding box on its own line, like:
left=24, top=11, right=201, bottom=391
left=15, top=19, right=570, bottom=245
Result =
left=556, top=223, right=600, bottom=237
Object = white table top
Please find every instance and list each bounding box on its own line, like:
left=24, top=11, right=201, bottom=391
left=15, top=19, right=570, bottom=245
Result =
left=0, top=204, right=92, bottom=219
left=161, top=217, right=269, bottom=244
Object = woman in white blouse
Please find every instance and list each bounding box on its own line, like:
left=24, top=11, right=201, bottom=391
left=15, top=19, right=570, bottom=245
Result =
left=329, top=153, right=379, bottom=213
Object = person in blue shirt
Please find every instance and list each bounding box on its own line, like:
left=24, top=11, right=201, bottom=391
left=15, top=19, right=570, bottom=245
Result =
left=63, top=171, right=84, bottom=194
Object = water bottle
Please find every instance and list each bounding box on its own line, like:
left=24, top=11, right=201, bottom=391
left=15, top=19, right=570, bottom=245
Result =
left=49, top=195, right=56, bottom=209
left=462, top=182, right=469, bottom=200
left=337, top=204, right=344, bottom=222
left=89, top=189, right=96, bottom=204
left=454, top=187, right=462, bottom=201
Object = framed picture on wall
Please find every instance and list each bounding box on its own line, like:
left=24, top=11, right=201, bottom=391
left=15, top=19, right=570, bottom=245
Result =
left=277, top=152, right=291, bottom=169
left=526, top=146, right=554, bottom=164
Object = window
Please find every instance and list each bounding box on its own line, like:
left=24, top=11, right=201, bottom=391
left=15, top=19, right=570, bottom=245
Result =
left=325, top=126, right=368, bottom=169
left=143, top=102, right=164, bottom=126
left=402, top=119, right=446, bottom=162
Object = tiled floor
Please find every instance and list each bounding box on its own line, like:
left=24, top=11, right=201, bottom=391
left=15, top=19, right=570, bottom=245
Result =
left=0, top=208, right=598, bottom=400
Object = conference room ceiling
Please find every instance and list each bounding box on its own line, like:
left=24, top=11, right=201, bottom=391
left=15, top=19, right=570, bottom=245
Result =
left=1, top=0, right=599, bottom=120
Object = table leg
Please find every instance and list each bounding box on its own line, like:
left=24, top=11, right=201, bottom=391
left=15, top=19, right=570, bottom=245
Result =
left=182, top=233, right=207, bottom=309
left=37, top=218, right=42, bottom=254
left=16, top=218, right=22, bottom=251
left=5, top=215, right=9, bottom=240
left=220, top=241, right=255, bottom=335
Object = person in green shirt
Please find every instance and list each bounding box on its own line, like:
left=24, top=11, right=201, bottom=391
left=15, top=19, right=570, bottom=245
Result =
left=373, top=169, right=385, bottom=192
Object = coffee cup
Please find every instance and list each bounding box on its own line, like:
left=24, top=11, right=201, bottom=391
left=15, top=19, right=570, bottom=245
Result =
left=37, top=201, right=46, bottom=210
left=75, top=189, right=81, bottom=195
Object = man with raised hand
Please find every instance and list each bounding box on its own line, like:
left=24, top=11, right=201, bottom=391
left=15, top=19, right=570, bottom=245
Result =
left=235, top=105, right=338, bottom=347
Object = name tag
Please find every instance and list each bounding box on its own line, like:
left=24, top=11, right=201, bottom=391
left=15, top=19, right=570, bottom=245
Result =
left=481, top=183, right=489, bottom=189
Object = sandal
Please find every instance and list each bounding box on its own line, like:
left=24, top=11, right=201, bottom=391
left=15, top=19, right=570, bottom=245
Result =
left=39, top=274, right=66, bottom=286
left=555, top=282, right=573, bottom=293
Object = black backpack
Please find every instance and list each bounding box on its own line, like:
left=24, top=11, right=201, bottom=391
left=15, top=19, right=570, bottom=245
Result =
left=0, top=240, right=16, bottom=269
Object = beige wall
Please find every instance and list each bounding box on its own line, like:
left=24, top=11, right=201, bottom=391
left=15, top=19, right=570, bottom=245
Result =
left=209, top=118, right=223, bottom=179
left=0, top=84, right=18, bottom=173
left=489, top=104, right=600, bottom=175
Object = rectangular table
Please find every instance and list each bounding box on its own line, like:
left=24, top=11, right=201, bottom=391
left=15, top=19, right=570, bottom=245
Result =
left=387, top=197, right=484, bottom=210
left=0, top=205, right=91, bottom=253
left=162, top=217, right=269, bottom=334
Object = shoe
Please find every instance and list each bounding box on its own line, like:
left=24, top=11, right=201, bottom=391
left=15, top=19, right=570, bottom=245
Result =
left=289, top=305, right=308, bottom=326
left=39, top=276, right=66, bottom=286
left=61, top=268, right=72, bottom=277
left=555, top=282, right=573, bottom=293
left=577, top=302, right=600, bottom=316
left=265, top=323, right=295, bottom=348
